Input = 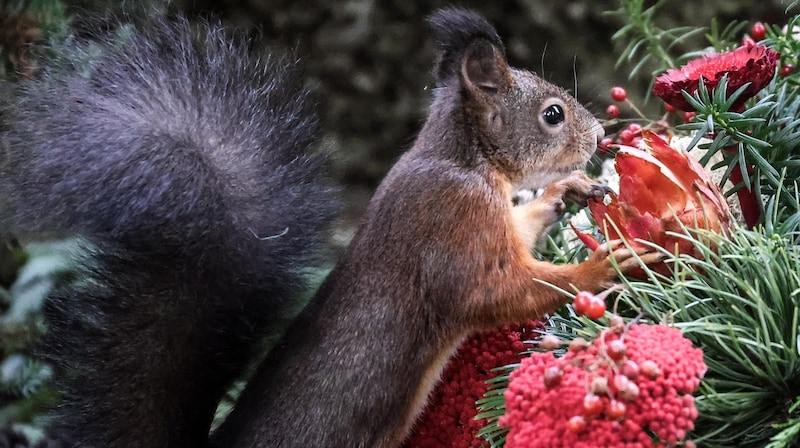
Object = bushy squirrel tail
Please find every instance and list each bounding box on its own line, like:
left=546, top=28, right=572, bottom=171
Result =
left=0, top=15, right=337, bottom=448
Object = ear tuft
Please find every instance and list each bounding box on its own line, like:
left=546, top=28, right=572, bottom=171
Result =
left=427, top=7, right=505, bottom=87
left=462, top=40, right=503, bottom=94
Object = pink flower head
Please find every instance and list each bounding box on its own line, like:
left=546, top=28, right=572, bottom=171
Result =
left=571, top=131, right=731, bottom=274
left=404, top=320, right=542, bottom=448
left=653, top=43, right=778, bottom=112
left=500, top=324, right=706, bottom=448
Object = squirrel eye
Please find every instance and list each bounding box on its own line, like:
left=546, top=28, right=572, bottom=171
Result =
left=542, top=104, right=565, bottom=126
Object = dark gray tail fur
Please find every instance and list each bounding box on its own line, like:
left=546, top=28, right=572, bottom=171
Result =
left=0, top=14, right=337, bottom=448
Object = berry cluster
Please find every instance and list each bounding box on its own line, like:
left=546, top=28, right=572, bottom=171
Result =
left=404, top=320, right=542, bottom=448
left=604, top=86, right=627, bottom=120
left=599, top=121, right=649, bottom=153
left=573, top=290, right=607, bottom=319
left=604, top=86, right=625, bottom=120
left=599, top=85, right=695, bottom=155
left=600, top=86, right=657, bottom=153
left=499, top=299, right=706, bottom=448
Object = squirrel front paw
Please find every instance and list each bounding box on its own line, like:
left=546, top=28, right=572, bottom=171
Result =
left=512, top=170, right=607, bottom=248
left=530, top=170, right=607, bottom=222
left=584, top=240, right=664, bottom=287
left=556, top=170, right=611, bottom=206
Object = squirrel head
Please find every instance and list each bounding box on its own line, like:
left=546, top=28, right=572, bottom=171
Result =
left=427, top=8, right=603, bottom=190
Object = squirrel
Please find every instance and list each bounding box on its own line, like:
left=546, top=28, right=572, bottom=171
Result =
left=0, top=7, right=658, bottom=448
left=211, top=7, right=658, bottom=448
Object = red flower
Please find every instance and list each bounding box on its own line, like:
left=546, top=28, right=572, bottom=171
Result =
left=403, top=320, right=542, bottom=448
left=653, top=44, right=779, bottom=112
left=499, top=324, right=706, bottom=448
left=571, top=131, right=731, bottom=274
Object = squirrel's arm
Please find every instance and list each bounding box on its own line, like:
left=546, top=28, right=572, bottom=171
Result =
left=511, top=170, right=607, bottom=249
left=419, top=166, right=647, bottom=330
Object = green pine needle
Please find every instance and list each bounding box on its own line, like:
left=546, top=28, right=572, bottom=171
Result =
left=614, top=219, right=800, bottom=447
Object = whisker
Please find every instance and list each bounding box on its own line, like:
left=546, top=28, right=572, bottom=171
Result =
left=573, top=55, right=578, bottom=98
left=539, top=42, right=548, bottom=77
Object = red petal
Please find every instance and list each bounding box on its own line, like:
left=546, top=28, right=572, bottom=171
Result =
left=652, top=44, right=779, bottom=112
left=587, top=195, right=611, bottom=225
left=588, top=194, right=624, bottom=241
left=569, top=220, right=600, bottom=251
left=644, top=132, right=703, bottom=189
left=693, top=180, right=732, bottom=225
left=642, top=131, right=732, bottom=227
left=619, top=208, right=664, bottom=248
left=616, top=146, right=691, bottom=217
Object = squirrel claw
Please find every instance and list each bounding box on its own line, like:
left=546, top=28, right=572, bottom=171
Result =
left=557, top=171, right=609, bottom=206
left=565, top=182, right=610, bottom=205
left=588, top=184, right=612, bottom=201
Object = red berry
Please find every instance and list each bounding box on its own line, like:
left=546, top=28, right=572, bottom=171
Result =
left=539, top=334, right=561, bottom=351
left=621, top=360, right=640, bottom=380
left=608, top=315, right=625, bottom=332
left=606, top=339, right=627, bottom=361
left=612, top=372, right=631, bottom=392
left=598, top=137, right=614, bottom=153
left=610, top=86, right=627, bottom=102
left=780, top=63, right=795, bottom=77
left=627, top=122, right=642, bottom=133
left=619, top=380, right=640, bottom=401
left=568, top=337, right=589, bottom=353
left=751, top=21, right=767, bottom=41
left=565, top=415, right=588, bottom=434
left=573, top=291, right=595, bottom=315
left=605, top=399, right=626, bottom=420
left=619, top=128, right=634, bottom=144
left=543, top=366, right=563, bottom=388
left=582, top=394, right=605, bottom=417
left=583, top=297, right=606, bottom=320
left=682, top=111, right=696, bottom=123
left=663, top=102, right=677, bottom=113
left=590, top=376, right=609, bottom=395
left=640, top=360, right=660, bottom=379
left=605, top=104, right=620, bottom=119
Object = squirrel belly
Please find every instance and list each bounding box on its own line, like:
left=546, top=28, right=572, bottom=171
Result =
left=0, top=15, right=337, bottom=448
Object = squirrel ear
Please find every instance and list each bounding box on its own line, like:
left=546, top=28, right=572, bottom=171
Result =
left=427, top=7, right=506, bottom=88
left=460, top=39, right=510, bottom=96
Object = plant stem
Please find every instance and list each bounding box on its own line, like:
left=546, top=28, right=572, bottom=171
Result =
left=626, top=0, right=675, bottom=69
left=724, top=146, right=761, bottom=228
